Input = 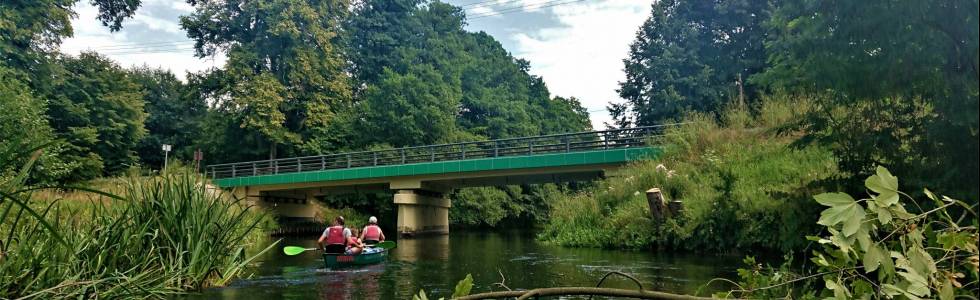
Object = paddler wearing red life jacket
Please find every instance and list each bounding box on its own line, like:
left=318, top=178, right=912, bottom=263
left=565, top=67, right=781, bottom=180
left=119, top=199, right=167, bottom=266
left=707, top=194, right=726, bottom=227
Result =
left=360, top=216, right=386, bottom=245
left=318, top=216, right=351, bottom=254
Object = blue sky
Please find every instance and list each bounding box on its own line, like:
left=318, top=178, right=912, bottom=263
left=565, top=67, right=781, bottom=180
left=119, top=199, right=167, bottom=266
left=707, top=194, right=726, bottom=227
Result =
left=61, top=0, right=653, bottom=129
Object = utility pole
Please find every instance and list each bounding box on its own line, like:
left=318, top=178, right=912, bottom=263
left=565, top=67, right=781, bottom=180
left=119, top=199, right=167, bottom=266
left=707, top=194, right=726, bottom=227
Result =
left=162, top=144, right=172, bottom=174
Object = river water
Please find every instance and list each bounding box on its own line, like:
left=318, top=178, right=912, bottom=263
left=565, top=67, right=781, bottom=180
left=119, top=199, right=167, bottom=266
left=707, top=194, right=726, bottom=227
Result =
left=181, top=230, right=744, bottom=299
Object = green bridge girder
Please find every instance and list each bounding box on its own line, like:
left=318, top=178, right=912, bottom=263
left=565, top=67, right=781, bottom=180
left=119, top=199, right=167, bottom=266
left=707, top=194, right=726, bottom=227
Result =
left=213, top=147, right=659, bottom=188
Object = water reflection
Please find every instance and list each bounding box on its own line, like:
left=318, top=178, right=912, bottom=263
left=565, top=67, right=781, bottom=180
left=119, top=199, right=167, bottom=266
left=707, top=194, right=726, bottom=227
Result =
left=180, top=230, right=744, bottom=300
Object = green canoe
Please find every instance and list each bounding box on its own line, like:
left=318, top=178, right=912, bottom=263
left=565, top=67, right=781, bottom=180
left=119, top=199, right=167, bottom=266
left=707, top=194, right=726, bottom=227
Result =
left=321, top=248, right=387, bottom=269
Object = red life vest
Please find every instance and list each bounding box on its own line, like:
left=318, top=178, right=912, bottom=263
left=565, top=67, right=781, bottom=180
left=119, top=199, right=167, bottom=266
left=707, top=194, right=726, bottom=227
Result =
left=325, top=225, right=346, bottom=245
left=363, top=225, right=382, bottom=241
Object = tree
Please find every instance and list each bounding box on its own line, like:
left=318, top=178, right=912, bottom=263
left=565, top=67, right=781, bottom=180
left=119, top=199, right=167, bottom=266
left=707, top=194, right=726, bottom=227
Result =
left=613, top=0, right=773, bottom=127
left=0, top=0, right=142, bottom=86
left=0, top=64, right=73, bottom=183
left=180, top=0, right=353, bottom=160
left=358, top=66, right=462, bottom=147
left=346, top=0, right=591, bottom=140
left=757, top=0, right=979, bottom=200
left=130, top=66, right=206, bottom=170
left=44, top=52, right=147, bottom=180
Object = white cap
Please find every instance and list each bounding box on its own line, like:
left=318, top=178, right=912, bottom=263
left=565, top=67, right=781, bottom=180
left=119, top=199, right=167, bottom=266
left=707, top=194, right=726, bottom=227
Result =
left=369, top=216, right=377, bottom=224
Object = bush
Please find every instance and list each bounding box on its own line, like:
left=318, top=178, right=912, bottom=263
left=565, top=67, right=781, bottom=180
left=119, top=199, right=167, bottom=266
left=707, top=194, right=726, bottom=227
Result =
left=539, top=96, right=841, bottom=252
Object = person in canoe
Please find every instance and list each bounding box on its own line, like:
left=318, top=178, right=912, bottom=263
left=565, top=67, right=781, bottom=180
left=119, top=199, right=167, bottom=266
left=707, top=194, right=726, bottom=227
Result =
left=318, top=216, right=351, bottom=254
left=360, top=216, right=386, bottom=245
left=345, top=228, right=365, bottom=255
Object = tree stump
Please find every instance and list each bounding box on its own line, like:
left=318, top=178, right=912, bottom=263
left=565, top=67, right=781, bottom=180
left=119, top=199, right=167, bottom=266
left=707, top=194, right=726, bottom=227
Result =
left=645, top=188, right=667, bottom=221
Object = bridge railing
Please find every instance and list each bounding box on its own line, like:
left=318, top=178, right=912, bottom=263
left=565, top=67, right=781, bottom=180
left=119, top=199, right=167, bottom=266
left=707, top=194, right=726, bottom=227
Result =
left=206, top=125, right=673, bottom=179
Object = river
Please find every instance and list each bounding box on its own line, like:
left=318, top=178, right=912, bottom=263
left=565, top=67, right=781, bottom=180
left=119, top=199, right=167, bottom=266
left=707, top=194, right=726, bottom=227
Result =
left=181, top=230, right=744, bottom=299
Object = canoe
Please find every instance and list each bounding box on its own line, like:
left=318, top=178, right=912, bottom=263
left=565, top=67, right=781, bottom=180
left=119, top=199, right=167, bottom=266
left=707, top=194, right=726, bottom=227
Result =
left=322, top=247, right=387, bottom=269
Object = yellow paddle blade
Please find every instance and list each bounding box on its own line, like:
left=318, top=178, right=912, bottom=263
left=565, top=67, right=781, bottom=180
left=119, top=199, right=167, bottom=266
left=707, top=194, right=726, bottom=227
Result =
left=283, top=246, right=312, bottom=256
left=376, top=241, right=396, bottom=250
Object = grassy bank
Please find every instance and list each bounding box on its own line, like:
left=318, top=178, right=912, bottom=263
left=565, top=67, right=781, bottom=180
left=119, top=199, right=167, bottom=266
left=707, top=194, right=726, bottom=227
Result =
left=539, top=97, right=841, bottom=252
left=1, top=153, right=277, bottom=298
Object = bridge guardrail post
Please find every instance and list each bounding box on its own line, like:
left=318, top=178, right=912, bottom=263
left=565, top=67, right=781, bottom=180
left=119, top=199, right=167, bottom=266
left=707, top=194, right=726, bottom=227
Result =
left=274, top=160, right=279, bottom=174
left=493, top=141, right=499, bottom=157
left=564, top=137, right=570, bottom=152
left=346, top=154, right=352, bottom=168
left=298, top=159, right=302, bottom=172
left=401, top=149, right=406, bottom=164
left=320, top=157, right=325, bottom=170
left=231, top=166, right=236, bottom=178
left=429, top=146, right=435, bottom=162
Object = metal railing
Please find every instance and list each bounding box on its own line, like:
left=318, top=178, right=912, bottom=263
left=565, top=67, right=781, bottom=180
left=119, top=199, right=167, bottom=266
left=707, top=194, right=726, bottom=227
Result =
left=206, top=125, right=673, bottom=179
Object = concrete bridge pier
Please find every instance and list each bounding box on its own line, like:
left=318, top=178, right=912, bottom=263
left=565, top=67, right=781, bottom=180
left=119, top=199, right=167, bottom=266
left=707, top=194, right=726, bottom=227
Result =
left=393, top=189, right=451, bottom=237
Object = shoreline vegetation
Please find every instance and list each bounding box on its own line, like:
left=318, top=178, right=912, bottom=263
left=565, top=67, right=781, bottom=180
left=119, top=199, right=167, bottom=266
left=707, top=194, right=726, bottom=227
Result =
left=1, top=151, right=278, bottom=299
left=539, top=96, right=840, bottom=252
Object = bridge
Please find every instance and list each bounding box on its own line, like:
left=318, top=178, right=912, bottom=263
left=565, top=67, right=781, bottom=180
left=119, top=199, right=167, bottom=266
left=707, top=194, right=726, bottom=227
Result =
left=207, top=125, right=668, bottom=236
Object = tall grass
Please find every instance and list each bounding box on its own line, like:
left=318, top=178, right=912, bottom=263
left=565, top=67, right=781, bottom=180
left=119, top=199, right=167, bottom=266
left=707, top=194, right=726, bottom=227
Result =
left=1, top=147, right=277, bottom=298
left=539, top=96, right=842, bottom=252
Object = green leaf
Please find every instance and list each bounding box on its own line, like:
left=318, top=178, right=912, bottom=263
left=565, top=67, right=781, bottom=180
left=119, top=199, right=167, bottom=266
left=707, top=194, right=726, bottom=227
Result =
left=877, top=207, right=893, bottom=225
left=451, top=274, right=474, bottom=298
left=825, top=278, right=850, bottom=299
left=816, top=193, right=866, bottom=236
left=865, top=166, right=898, bottom=194
left=875, top=191, right=899, bottom=207
left=815, top=192, right=856, bottom=207
left=413, top=289, right=428, bottom=300
left=939, top=278, right=953, bottom=300
left=898, top=271, right=929, bottom=297
left=862, top=245, right=884, bottom=272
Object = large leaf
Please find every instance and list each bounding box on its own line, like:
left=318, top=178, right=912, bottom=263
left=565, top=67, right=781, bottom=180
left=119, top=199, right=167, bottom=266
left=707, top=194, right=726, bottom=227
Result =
left=865, top=166, right=899, bottom=194
left=863, top=245, right=885, bottom=272
left=451, top=274, right=474, bottom=298
left=815, top=193, right=866, bottom=236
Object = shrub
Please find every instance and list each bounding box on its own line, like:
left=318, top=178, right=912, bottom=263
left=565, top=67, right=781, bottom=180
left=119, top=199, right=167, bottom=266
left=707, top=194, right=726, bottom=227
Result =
left=724, top=167, right=979, bottom=299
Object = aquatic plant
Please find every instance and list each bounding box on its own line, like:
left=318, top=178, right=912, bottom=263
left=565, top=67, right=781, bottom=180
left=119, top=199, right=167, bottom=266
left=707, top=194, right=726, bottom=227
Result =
left=0, top=145, right=277, bottom=298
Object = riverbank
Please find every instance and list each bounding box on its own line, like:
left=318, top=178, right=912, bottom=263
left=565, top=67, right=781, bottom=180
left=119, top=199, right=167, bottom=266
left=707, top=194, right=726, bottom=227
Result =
left=539, top=97, right=841, bottom=252
left=1, top=161, right=277, bottom=298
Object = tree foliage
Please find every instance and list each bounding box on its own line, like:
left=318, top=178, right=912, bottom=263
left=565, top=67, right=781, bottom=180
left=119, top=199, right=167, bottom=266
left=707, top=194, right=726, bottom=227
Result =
left=44, top=52, right=147, bottom=180
left=130, top=66, right=205, bottom=170
left=180, top=0, right=353, bottom=159
left=613, top=0, right=773, bottom=127
left=757, top=0, right=979, bottom=200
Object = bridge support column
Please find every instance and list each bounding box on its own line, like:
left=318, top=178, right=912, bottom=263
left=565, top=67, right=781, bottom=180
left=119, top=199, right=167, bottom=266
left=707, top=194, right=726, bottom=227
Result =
left=393, top=190, right=450, bottom=237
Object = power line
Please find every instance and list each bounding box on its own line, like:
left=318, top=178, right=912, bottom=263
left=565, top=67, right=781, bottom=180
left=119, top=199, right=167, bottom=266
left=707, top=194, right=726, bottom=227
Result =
left=82, top=0, right=597, bottom=56
left=467, top=0, right=591, bottom=20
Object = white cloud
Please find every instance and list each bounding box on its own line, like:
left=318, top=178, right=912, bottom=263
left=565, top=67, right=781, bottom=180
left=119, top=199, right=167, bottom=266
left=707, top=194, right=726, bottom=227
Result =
left=60, top=2, right=225, bottom=81
left=512, top=0, right=649, bottom=129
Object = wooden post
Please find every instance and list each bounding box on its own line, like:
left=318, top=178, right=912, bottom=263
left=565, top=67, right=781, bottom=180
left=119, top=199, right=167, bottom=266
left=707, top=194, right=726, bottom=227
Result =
left=645, top=188, right=667, bottom=221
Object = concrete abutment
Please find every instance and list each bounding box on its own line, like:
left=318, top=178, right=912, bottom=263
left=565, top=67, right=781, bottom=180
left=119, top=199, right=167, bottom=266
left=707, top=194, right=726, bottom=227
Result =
left=393, top=189, right=451, bottom=237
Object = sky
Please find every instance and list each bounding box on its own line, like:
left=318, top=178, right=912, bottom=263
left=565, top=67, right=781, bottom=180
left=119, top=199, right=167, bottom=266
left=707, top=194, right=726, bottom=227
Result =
left=61, top=0, right=652, bottom=130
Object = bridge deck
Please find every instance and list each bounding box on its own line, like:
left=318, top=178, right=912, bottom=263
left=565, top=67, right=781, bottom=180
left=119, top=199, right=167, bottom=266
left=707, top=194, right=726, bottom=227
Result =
left=208, top=125, right=671, bottom=188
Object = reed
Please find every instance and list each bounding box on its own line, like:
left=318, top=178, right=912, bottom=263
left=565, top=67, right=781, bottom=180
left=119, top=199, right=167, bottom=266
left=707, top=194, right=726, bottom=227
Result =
left=1, top=145, right=277, bottom=299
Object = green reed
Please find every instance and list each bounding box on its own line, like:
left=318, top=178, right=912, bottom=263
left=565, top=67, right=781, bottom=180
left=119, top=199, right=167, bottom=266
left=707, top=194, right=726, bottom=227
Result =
left=1, top=146, right=277, bottom=299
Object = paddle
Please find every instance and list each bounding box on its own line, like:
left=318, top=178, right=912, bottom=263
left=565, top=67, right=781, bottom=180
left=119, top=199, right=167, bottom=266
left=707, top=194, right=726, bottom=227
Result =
left=283, top=246, right=318, bottom=256
left=373, top=241, right=396, bottom=250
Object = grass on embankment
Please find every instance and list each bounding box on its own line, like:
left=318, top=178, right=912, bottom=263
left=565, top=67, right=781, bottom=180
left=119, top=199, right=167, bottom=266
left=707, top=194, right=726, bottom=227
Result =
left=1, top=165, right=277, bottom=299
left=539, top=96, right=841, bottom=252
